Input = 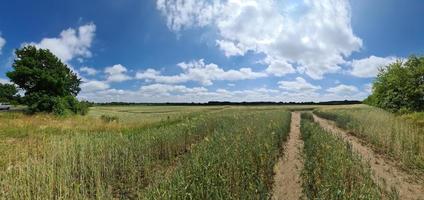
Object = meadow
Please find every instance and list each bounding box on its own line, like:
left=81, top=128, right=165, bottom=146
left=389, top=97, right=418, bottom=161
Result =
left=0, top=104, right=423, bottom=199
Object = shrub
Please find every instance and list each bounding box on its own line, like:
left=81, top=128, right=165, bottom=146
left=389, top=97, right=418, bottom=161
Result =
left=366, top=55, right=424, bottom=113
left=101, top=115, right=119, bottom=123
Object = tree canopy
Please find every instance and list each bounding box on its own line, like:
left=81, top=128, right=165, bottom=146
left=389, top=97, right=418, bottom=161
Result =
left=7, top=46, right=88, bottom=115
left=364, top=55, right=424, bottom=113
left=0, top=83, right=18, bottom=103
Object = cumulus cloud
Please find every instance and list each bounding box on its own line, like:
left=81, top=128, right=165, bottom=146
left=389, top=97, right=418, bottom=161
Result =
left=349, top=55, right=397, bottom=78
left=326, top=84, right=359, bottom=95
left=80, top=66, right=98, bottom=76
left=28, top=23, right=96, bottom=63
left=136, top=59, right=267, bottom=86
left=278, top=77, right=321, bottom=92
left=104, top=64, right=132, bottom=82
left=157, top=0, right=362, bottom=79
left=80, top=80, right=110, bottom=92
left=0, top=35, right=6, bottom=54
left=0, top=78, right=10, bottom=84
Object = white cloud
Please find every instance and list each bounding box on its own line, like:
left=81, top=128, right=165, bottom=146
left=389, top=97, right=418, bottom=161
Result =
left=216, top=40, right=246, bottom=57
left=326, top=84, right=359, bottom=95
left=80, top=80, right=110, bottom=92
left=0, top=78, right=10, bottom=84
left=157, top=0, right=362, bottom=79
left=140, top=83, right=208, bottom=96
left=349, top=55, right=397, bottom=78
left=28, top=23, right=96, bottom=63
left=80, top=66, right=98, bottom=76
left=278, top=77, right=321, bottom=92
left=136, top=59, right=267, bottom=86
left=0, top=35, right=6, bottom=54
left=104, top=64, right=132, bottom=82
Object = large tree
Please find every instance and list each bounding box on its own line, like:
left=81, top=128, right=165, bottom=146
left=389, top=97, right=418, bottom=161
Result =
left=365, top=56, right=424, bottom=112
left=0, top=83, right=18, bottom=103
left=7, top=45, right=87, bottom=115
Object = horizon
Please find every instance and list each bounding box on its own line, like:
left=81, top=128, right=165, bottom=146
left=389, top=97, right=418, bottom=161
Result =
left=0, top=0, right=423, bottom=103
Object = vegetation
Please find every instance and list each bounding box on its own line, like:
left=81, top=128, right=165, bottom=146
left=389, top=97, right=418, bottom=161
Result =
left=364, top=55, right=424, bottom=113
left=0, top=107, right=290, bottom=199
left=6, top=46, right=87, bottom=115
left=145, top=110, right=291, bottom=199
left=0, top=83, right=18, bottom=104
left=300, top=112, right=381, bottom=199
left=314, top=106, right=424, bottom=172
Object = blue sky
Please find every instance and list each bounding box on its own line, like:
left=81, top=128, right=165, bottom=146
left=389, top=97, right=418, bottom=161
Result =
left=0, top=0, right=423, bottom=102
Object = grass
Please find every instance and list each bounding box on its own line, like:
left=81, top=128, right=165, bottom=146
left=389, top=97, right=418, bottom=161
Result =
left=300, top=112, right=382, bottom=199
left=0, top=106, right=233, bottom=199
left=0, top=106, right=291, bottom=199
left=144, top=110, right=291, bottom=199
left=314, top=105, right=424, bottom=173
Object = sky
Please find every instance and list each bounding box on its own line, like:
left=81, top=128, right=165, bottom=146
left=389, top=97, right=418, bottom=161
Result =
left=0, top=0, right=423, bottom=103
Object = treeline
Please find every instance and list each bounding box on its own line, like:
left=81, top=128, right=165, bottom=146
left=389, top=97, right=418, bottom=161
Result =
left=95, top=100, right=362, bottom=106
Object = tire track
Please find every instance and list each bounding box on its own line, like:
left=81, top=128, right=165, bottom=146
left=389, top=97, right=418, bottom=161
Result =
left=272, top=112, right=304, bottom=200
left=313, top=114, right=424, bottom=200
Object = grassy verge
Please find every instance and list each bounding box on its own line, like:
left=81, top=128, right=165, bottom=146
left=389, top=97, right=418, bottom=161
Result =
left=144, top=110, right=291, bottom=199
left=300, top=113, right=382, bottom=199
left=0, top=110, right=243, bottom=199
left=314, top=106, right=424, bottom=172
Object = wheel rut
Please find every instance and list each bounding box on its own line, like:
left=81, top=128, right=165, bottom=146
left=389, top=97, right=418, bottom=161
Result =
left=272, top=112, right=304, bottom=200
left=313, top=114, right=424, bottom=200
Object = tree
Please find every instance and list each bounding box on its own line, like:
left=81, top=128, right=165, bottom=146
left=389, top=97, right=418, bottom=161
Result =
left=365, top=56, right=424, bottom=113
left=6, top=46, right=87, bottom=115
left=0, top=83, right=18, bottom=103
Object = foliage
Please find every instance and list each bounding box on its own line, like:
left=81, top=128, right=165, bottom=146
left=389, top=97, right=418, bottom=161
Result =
left=100, top=114, right=119, bottom=123
left=6, top=46, right=85, bottom=115
left=314, top=106, right=424, bottom=172
left=300, top=114, right=381, bottom=199
left=366, top=56, right=424, bottom=112
left=0, top=83, right=18, bottom=104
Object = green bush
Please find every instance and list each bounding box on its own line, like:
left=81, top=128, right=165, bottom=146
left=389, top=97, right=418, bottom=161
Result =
left=366, top=55, right=424, bottom=113
left=101, top=115, right=119, bottom=123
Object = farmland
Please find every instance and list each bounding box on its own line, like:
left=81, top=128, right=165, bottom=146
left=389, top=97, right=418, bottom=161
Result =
left=0, top=105, right=423, bottom=199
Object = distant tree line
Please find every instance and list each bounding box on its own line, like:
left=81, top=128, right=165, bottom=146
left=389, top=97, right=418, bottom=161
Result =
left=96, top=100, right=362, bottom=106
left=364, top=55, right=424, bottom=113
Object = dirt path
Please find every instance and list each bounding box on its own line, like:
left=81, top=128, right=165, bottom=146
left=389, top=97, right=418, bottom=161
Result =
left=272, top=112, right=304, bottom=200
left=313, top=114, right=424, bottom=200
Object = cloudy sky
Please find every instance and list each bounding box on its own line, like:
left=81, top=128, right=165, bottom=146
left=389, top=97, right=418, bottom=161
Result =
left=0, top=0, right=423, bottom=102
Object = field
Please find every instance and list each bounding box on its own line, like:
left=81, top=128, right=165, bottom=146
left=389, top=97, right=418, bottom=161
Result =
left=0, top=105, right=423, bottom=199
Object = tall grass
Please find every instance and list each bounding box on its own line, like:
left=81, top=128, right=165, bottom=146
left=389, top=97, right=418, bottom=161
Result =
left=144, top=111, right=291, bottom=199
left=300, top=113, right=382, bottom=199
left=314, top=106, right=424, bottom=172
left=0, top=111, right=243, bottom=199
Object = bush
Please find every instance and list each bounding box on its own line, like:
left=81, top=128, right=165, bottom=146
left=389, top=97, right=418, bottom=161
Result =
left=101, top=115, right=119, bottom=123
left=366, top=55, right=424, bottom=113
left=25, top=94, right=89, bottom=116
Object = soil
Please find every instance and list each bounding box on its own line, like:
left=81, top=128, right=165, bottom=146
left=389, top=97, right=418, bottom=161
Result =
left=272, top=112, right=304, bottom=200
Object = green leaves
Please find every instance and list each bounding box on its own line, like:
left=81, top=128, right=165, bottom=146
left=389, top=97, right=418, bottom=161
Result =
left=6, top=46, right=83, bottom=115
left=367, top=55, right=424, bottom=112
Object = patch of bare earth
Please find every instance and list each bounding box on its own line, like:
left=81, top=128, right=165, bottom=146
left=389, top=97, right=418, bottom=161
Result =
left=272, top=112, right=304, bottom=200
left=313, top=114, right=424, bottom=200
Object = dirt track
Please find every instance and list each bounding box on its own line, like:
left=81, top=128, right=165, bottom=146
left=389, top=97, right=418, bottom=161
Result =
left=313, top=114, right=424, bottom=200
left=272, top=112, right=304, bottom=200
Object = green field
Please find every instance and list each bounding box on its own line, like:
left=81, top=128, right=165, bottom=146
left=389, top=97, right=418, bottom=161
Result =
left=0, top=105, right=423, bottom=199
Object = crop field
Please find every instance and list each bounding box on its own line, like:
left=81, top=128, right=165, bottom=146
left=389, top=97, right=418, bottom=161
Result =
left=0, top=105, right=423, bottom=199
